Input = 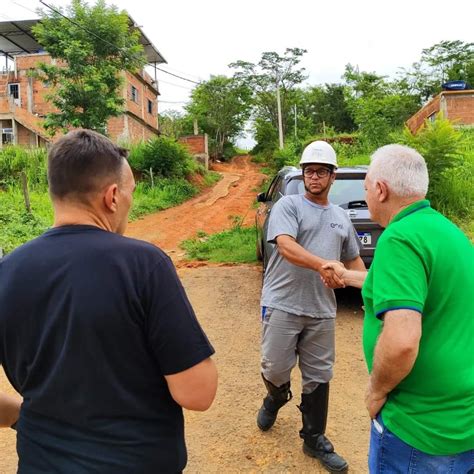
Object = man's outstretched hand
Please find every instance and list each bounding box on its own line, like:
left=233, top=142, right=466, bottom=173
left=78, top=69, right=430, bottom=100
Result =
left=320, top=261, right=346, bottom=288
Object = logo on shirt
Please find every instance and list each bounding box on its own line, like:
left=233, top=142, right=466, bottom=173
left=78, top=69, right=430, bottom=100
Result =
left=330, top=222, right=344, bottom=229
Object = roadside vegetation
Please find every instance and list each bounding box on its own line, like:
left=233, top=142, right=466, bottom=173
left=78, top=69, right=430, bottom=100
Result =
left=0, top=137, right=220, bottom=255
left=181, top=218, right=256, bottom=264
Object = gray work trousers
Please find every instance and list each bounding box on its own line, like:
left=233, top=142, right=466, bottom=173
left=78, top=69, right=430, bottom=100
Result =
left=261, top=307, right=335, bottom=394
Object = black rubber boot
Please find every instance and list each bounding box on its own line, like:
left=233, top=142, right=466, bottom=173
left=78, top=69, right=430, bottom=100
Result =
left=299, top=383, right=348, bottom=473
left=256, top=374, right=292, bottom=431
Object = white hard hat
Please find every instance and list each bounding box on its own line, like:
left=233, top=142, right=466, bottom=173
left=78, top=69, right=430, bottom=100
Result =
left=300, top=141, right=338, bottom=168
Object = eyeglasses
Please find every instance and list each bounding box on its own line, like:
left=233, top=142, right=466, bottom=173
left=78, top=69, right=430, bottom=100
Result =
left=303, top=167, right=332, bottom=178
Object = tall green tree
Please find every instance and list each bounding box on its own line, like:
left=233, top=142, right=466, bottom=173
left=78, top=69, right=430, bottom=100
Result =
left=400, top=40, right=474, bottom=101
left=343, top=64, right=420, bottom=145
left=230, top=48, right=307, bottom=149
left=186, top=75, right=252, bottom=159
left=158, top=110, right=194, bottom=139
left=299, top=84, right=356, bottom=134
left=32, top=0, right=146, bottom=135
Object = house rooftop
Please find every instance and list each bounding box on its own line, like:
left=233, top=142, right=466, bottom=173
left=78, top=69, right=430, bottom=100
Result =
left=0, top=18, right=166, bottom=64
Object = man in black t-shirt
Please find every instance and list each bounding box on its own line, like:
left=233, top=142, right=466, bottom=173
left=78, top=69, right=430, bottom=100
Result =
left=0, top=129, right=217, bottom=473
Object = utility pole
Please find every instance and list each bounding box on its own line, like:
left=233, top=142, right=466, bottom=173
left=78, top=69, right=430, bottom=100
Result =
left=276, top=79, right=284, bottom=149
left=294, top=104, right=297, bottom=139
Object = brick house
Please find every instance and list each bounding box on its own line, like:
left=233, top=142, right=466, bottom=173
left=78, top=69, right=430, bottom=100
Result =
left=406, top=90, right=474, bottom=134
left=0, top=18, right=166, bottom=147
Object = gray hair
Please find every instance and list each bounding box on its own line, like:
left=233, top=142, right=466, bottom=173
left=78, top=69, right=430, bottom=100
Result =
left=368, top=144, right=429, bottom=198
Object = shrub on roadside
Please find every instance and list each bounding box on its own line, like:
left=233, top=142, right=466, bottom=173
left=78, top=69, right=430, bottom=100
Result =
left=129, top=179, right=198, bottom=220
left=271, top=142, right=300, bottom=170
left=0, top=146, right=48, bottom=189
left=128, top=136, right=197, bottom=179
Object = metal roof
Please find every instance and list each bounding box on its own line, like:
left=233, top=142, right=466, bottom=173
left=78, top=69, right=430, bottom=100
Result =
left=0, top=18, right=166, bottom=64
left=0, top=20, right=43, bottom=57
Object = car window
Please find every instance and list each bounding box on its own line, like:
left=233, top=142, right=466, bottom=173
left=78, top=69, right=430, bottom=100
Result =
left=286, top=176, right=366, bottom=206
left=266, top=176, right=283, bottom=202
left=329, top=179, right=366, bottom=206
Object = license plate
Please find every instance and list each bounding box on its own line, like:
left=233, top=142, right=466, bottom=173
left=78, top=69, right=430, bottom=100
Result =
left=358, top=232, right=371, bottom=245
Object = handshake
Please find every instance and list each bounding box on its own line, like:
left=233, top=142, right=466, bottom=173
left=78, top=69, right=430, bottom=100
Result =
left=319, top=261, right=367, bottom=289
left=319, top=261, right=347, bottom=289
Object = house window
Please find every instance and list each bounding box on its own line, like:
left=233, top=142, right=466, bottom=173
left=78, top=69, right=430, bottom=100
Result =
left=131, top=85, right=138, bottom=103
left=2, top=128, right=14, bottom=144
left=8, top=83, right=19, bottom=99
left=147, top=99, right=153, bottom=114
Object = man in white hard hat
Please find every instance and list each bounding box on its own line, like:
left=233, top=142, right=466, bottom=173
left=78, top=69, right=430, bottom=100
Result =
left=257, top=141, right=365, bottom=472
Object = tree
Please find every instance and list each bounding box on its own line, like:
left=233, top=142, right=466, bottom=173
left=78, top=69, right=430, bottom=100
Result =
left=399, top=40, right=474, bottom=101
left=230, top=48, right=307, bottom=149
left=186, top=75, right=252, bottom=159
left=299, top=84, right=356, bottom=134
left=158, top=110, right=194, bottom=139
left=32, top=0, right=146, bottom=135
left=343, top=64, right=420, bottom=145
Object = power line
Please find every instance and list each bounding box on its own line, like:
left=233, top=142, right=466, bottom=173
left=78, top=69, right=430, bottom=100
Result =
left=39, top=0, right=203, bottom=85
left=159, top=100, right=188, bottom=104
left=11, top=0, right=38, bottom=16
left=39, top=0, right=144, bottom=62
left=153, top=66, right=200, bottom=85
left=158, top=78, right=194, bottom=90
left=159, top=65, right=202, bottom=82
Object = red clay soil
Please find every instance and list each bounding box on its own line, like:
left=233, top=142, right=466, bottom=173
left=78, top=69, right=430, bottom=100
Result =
left=126, top=155, right=266, bottom=264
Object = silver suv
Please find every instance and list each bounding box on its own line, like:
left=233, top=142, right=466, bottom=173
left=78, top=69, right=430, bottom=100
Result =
left=256, top=166, right=383, bottom=270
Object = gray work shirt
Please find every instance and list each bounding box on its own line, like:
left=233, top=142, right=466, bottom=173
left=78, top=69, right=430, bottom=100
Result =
left=261, top=194, right=361, bottom=318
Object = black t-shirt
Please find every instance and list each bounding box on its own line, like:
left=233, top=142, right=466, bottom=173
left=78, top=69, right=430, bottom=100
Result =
left=0, top=225, right=214, bottom=473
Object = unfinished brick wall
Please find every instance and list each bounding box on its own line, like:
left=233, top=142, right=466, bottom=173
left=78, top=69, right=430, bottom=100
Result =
left=406, top=95, right=441, bottom=134
left=444, top=93, right=474, bottom=126
left=406, top=91, right=474, bottom=134
left=178, top=135, right=207, bottom=155
left=14, top=54, right=54, bottom=116
left=108, top=114, right=158, bottom=144
left=16, top=122, right=37, bottom=146
left=125, top=72, right=158, bottom=130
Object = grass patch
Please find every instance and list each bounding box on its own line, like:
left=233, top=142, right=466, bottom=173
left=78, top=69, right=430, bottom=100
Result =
left=201, top=170, right=222, bottom=187
left=130, top=179, right=198, bottom=220
left=181, top=223, right=257, bottom=263
left=0, top=188, right=53, bottom=255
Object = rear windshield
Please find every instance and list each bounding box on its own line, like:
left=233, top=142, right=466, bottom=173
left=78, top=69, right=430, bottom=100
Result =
left=286, top=176, right=366, bottom=206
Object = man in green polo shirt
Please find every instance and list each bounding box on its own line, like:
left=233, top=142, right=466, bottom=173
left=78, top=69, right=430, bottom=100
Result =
left=322, top=144, right=474, bottom=472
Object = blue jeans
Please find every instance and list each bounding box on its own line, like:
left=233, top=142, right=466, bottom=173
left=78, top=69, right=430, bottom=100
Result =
left=369, top=414, right=474, bottom=473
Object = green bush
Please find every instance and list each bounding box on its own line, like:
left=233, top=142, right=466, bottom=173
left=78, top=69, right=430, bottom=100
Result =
left=401, top=114, right=464, bottom=189
left=0, top=187, right=52, bottom=254
left=271, top=142, right=300, bottom=170
left=0, top=146, right=48, bottom=190
left=128, top=136, right=197, bottom=179
left=130, top=179, right=198, bottom=220
left=222, top=141, right=237, bottom=161
left=398, top=116, right=473, bottom=227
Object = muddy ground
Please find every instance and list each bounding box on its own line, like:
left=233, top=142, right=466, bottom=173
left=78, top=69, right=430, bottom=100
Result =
left=0, top=156, right=370, bottom=473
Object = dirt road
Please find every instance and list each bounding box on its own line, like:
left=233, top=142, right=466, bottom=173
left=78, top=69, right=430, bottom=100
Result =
left=0, top=156, right=370, bottom=473
left=126, top=155, right=265, bottom=261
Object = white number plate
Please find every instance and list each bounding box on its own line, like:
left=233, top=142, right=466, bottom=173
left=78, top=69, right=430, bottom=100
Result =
left=358, top=232, right=372, bottom=245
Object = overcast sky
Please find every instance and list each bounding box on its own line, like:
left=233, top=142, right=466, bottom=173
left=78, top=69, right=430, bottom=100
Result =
left=5, top=0, right=474, bottom=146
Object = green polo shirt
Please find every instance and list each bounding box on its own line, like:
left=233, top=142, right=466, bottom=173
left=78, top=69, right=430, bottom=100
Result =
left=362, top=199, right=474, bottom=455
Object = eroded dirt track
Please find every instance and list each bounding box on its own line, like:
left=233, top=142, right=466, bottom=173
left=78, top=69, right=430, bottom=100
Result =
left=126, top=155, right=266, bottom=262
left=0, top=156, right=370, bottom=473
